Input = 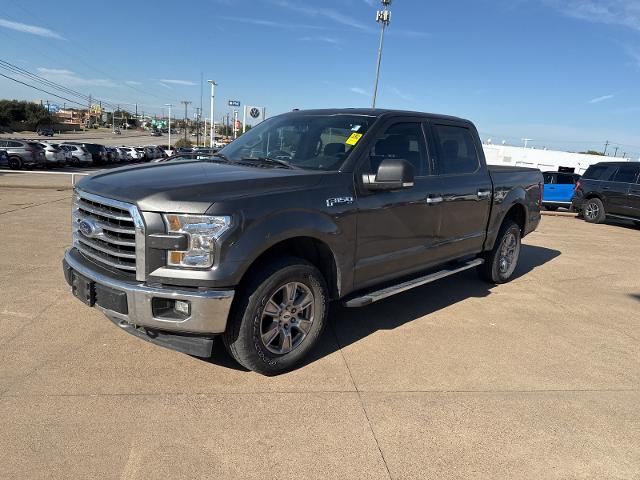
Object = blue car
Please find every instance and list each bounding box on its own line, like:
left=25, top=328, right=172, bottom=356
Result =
left=542, top=171, right=581, bottom=211
left=0, top=149, right=8, bottom=167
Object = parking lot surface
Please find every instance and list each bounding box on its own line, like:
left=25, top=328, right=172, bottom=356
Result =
left=1, top=178, right=639, bottom=479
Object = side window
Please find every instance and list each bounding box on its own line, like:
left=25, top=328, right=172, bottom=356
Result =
left=612, top=166, right=639, bottom=184
left=556, top=173, right=575, bottom=184
left=432, top=124, right=480, bottom=175
left=367, top=122, right=428, bottom=176
left=543, top=173, right=556, bottom=184
left=0, top=141, right=6, bottom=148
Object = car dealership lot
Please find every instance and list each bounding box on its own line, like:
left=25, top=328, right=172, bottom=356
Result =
left=0, top=179, right=639, bottom=479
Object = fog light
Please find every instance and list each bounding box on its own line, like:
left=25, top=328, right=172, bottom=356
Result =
left=174, top=300, right=191, bottom=316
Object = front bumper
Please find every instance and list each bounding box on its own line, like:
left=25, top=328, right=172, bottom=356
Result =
left=63, top=248, right=234, bottom=336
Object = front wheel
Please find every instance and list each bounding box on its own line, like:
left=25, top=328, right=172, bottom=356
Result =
left=223, top=257, right=328, bottom=375
left=478, top=220, right=522, bottom=284
left=583, top=198, right=606, bottom=224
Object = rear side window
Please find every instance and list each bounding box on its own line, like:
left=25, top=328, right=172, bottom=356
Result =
left=367, top=122, right=429, bottom=176
left=583, top=165, right=617, bottom=181
left=556, top=173, right=576, bottom=184
left=543, top=173, right=556, bottom=184
left=432, top=125, right=480, bottom=175
left=9, top=141, right=22, bottom=147
left=612, top=165, right=640, bottom=184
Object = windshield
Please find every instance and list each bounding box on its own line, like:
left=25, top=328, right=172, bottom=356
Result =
left=220, top=114, right=374, bottom=171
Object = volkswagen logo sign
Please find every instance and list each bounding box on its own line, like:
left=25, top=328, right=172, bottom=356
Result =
left=249, top=107, right=261, bottom=119
left=79, top=219, right=98, bottom=238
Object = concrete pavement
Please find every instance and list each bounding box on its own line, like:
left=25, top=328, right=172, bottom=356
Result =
left=1, top=177, right=639, bottom=479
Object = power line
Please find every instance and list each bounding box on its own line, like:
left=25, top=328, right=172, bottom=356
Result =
left=0, top=72, right=89, bottom=108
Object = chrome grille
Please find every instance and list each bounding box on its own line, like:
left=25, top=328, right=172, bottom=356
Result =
left=72, top=190, right=145, bottom=280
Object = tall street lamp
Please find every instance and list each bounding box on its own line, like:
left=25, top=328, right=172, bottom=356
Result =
left=165, top=104, right=172, bottom=151
left=208, top=80, right=218, bottom=147
left=372, top=0, right=392, bottom=108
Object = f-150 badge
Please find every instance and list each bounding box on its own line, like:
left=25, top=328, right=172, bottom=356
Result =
left=326, top=197, right=354, bottom=207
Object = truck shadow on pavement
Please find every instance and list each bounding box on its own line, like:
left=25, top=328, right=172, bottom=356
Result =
left=205, top=244, right=561, bottom=372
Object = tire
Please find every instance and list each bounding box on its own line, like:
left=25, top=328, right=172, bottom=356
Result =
left=223, top=257, right=328, bottom=375
left=71, top=156, right=80, bottom=166
left=634, top=221, right=640, bottom=228
left=545, top=206, right=558, bottom=211
left=8, top=157, right=22, bottom=170
left=583, top=198, right=606, bottom=224
left=478, top=220, right=522, bottom=284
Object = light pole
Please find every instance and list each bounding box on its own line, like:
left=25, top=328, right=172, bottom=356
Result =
left=208, top=80, right=217, bottom=147
left=165, top=104, right=172, bottom=151
left=180, top=100, right=191, bottom=142
left=372, top=0, right=392, bottom=108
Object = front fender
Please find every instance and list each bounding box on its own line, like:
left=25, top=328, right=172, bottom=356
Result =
left=222, top=208, right=353, bottom=294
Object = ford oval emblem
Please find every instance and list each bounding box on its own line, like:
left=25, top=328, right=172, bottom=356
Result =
left=79, top=219, right=96, bottom=237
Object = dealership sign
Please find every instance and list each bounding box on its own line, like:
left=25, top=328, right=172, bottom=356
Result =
left=228, top=100, right=241, bottom=107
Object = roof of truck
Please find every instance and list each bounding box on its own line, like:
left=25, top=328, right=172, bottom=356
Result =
left=283, top=108, right=471, bottom=123
left=592, top=161, right=640, bottom=166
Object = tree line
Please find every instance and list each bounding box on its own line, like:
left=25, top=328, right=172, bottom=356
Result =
left=0, top=100, right=52, bottom=129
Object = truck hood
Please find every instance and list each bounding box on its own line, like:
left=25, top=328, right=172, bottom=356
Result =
left=76, top=160, right=326, bottom=213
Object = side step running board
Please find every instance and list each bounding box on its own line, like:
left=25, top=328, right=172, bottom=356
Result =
left=343, top=258, right=484, bottom=308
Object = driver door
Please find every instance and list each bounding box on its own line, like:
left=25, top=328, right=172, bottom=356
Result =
left=354, top=121, right=444, bottom=290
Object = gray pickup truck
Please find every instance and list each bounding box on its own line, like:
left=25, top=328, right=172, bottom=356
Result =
left=63, top=108, right=542, bottom=374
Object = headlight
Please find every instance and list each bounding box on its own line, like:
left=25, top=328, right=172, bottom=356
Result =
left=164, top=214, right=231, bottom=268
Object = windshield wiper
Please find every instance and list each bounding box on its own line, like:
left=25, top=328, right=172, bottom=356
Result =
left=240, top=156, right=297, bottom=169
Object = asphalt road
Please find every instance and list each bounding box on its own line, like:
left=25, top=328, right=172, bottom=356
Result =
left=1, top=178, right=639, bottom=479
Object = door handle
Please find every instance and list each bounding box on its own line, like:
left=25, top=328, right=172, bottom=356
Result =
left=426, top=196, right=443, bottom=205
left=602, top=186, right=611, bottom=190
left=477, top=190, right=491, bottom=200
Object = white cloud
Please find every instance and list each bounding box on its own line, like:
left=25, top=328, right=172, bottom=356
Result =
left=299, top=36, right=341, bottom=45
left=125, top=80, right=142, bottom=86
left=269, top=0, right=374, bottom=32
left=218, top=15, right=323, bottom=30
left=588, top=93, right=615, bottom=103
left=350, top=87, right=369, bottom=96
left=0, top=18, right=63, bottom=39
left=37, top=67, right=116, bottom=87
left=544, top=0, right=640, bottom=32
left=390, top=87, right=415, bottom=102
left=159, top=79, right=198, bottom=86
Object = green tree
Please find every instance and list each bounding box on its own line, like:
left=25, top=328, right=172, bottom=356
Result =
left=174, top=138, right=193, bottom=148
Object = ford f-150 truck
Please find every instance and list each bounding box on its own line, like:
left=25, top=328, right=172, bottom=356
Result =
left=63, top=109, right=542, bottom=375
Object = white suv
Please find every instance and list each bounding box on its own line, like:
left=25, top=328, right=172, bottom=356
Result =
left=60, top=144, right=93, bottom=166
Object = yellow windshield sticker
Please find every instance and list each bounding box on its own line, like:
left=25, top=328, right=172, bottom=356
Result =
left=345, top=132, right=363, bottom=146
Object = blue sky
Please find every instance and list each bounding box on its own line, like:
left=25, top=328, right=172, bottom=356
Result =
left=0, top=0, right=639, bottom=157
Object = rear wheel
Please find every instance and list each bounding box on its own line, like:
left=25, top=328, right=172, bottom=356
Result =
left=8, top=157, right=22, bottom=170
left=223, top=257, right=328, bottom=375
left=583, top=198, right=606, bottom=224
left=478, top=220, right=522, bottom=284
left=634, top=221, right=640, bottom=228
left=545, top=205, right=558, bottom=211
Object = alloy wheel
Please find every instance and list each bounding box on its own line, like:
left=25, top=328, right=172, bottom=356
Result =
left=260, top=282, right=315, bottom=355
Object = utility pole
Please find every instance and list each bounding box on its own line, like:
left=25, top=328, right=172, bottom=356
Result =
left=208, top=80, right=217, bottom=147
left=603, top=140, right=609, bottom=156
left=87, top=94, right=92, bottom=130
left=181, top=100, right=191, bottom=142
left=613, top=146, right=619, bottom=157
left=233, top=110, right=238, bottom=139
left=522, top=138, right=533, bottom=149
left=372, top=0, right=392, bottom=108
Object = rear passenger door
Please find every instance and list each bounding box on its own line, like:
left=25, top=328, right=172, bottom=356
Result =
left=627, top=169, right=640, bottom=218
left=607, top=165, right=639, bottom=215
left=429, top=122, right=493, bottom=260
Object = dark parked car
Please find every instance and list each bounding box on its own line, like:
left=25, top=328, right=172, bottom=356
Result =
left=37, top=127, right=54, bottom=137
left=63, top=108, right=543, bottom=374
left=572, top=162, right=640, bottom=226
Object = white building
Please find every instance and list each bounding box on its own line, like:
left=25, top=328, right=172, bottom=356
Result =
left=482, top=144, right=633, bottom=174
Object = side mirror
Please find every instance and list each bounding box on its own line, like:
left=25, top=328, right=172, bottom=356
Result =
left=363, top=158, right=415, bottom=191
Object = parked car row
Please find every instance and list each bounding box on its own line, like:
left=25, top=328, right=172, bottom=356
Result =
left=0, top=138, right=169, bottom=169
